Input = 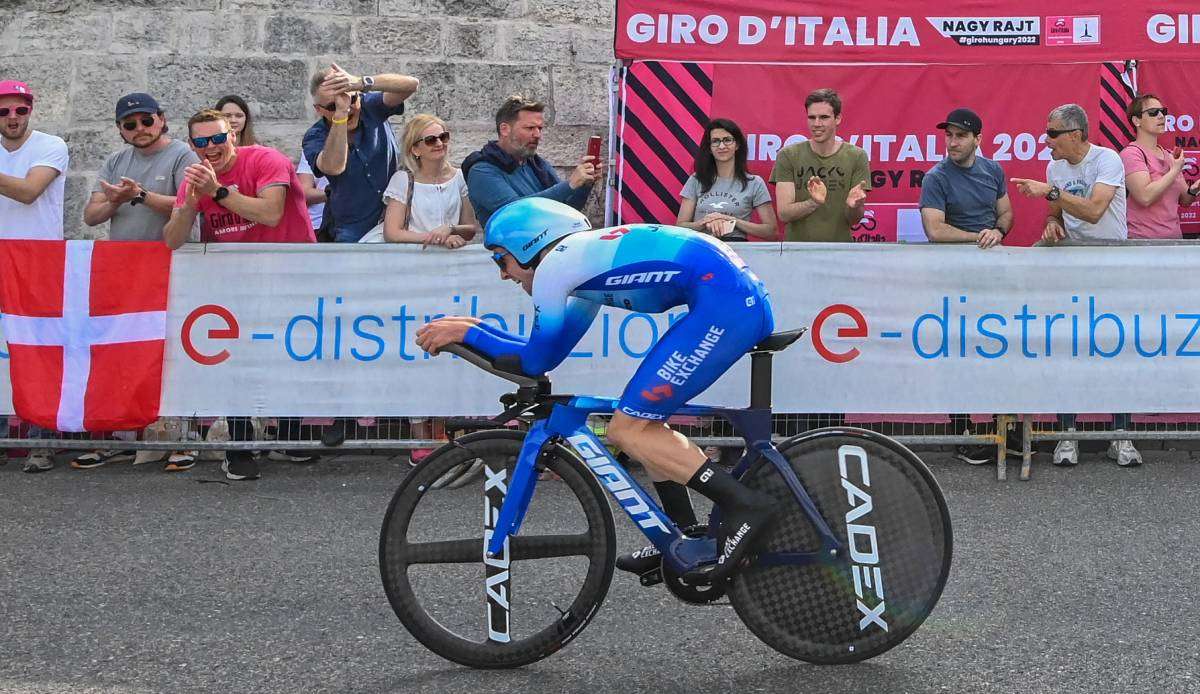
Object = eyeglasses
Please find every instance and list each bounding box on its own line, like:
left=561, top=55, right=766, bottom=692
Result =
left=710, top=136, right=736, bottom=147
left=1045, top=128, right=1082, bottom=139
left=1137, top=107, right=1169, bottom=117
left=0, top=106, right=31, bottom=117
left=120, top=116, right=156, bottom=131
left=420, top=131, right=451, bottom=146
left=491, top=251, right=506, bottom=269
left=190, top=131, right=230, bottom=148
left=317, top=93, right=359, bottom=112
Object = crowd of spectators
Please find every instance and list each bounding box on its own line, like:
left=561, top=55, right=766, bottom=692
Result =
left=0, top=70, right=1194, bottom=476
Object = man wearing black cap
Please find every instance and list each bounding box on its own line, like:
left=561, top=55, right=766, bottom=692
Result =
left=920, top=107, right=1012, bottom=249
left=83, top=92, right=198, bottom=241
left=920, top=108, right=1014, bottom=467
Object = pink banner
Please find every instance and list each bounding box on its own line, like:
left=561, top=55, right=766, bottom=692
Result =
left=703, top=62, right=1101, bottom=246
left=616, top=1, right=1200, bottom=64
left=1136, top=60, right=1200, bottom=236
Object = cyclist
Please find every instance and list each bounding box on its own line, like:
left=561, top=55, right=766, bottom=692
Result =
left=415, top=197, right=778, bottom=583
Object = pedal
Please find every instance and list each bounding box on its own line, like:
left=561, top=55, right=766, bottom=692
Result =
left=638, top=568, right=663, bottom=587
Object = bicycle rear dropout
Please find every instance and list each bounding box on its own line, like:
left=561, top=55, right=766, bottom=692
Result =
left=379, top=330, right=953, bottom=668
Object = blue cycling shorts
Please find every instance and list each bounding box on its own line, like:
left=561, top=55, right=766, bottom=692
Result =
left=616, top=273, right=774, bottom=421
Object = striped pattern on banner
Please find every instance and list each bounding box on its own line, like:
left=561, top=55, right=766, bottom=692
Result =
left=615, top=61, right=713, bottom=224
left=1098, top=61, right=1136, bottom=151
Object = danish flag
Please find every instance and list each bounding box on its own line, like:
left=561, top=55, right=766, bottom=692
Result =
left=0, top=240, right=171, bottom=432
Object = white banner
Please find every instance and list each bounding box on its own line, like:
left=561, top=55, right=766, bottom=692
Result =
left=2, top=242, right=1199, bottom=416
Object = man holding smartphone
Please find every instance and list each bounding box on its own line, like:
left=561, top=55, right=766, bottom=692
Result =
left=463, top=94, right=601, bottom=225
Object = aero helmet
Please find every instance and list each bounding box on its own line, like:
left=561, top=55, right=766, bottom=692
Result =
left=484, top=197, right=592, bottom=267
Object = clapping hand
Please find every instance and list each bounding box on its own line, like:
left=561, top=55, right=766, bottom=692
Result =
left=806, top=176, right=828, bottom=205
left=99, top=176, right=141, bottom=204
left=845, top=182, right=866, bottom=209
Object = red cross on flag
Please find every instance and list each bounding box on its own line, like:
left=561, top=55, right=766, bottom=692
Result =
left=0, top=240, right=171, bottom=432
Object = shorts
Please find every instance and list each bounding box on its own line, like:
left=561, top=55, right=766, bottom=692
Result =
left=616, top=273, right=773, bottom=421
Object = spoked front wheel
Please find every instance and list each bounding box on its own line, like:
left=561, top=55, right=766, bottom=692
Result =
left=728, top=427, right=953, bottom=664
left=379, top=430, right=616, bottom=668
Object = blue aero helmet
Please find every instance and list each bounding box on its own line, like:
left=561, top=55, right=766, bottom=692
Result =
left=484, top=198, right=592, bottom=268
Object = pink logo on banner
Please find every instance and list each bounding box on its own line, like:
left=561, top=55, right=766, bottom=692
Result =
left=1046, top=16, right=1101, bottom=45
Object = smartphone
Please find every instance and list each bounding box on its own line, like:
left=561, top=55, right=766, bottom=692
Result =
left=586, top=135, right=602, bottom=165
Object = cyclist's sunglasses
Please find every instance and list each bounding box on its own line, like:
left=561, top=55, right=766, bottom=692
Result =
left=0, top=106, right=31, bottom=117
left=190, top=131, right=230, bottom=148
left=491, top=251, right=506, bottom=269
left=317, top=93, right=359, bottom=112
left=419, top=131, right=451, bottom=147
left=121, top=116, right=156, bottom=131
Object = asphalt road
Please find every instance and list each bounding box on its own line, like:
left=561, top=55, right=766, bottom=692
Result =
left=2, top=448, right=1198, bottom=694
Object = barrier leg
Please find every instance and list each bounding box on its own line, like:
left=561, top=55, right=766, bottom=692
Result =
left=995, top=414, right=1008, bottom=482
left=1020, top=414, right=1033, bottom=481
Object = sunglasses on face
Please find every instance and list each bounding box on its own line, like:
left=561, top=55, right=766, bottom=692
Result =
left=121, top=116, right=156, bottom=131
left=0, top=106, right=31, bottom=117
left=1045, top=128, right=1082, bottom=139
left=420, top=131, right=451, bottom=146
left=710, top=136, right=736, bottom=147
left=1138, top=107, right=1169, bottom=118
left=190, top=131, right=230, bottom=148
left=491, top=251, right=506, bottom=269
left=317, top=93, right=359, bottom=112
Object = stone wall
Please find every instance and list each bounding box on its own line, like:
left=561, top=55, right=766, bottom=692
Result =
left=0, top=0, right=615, bottom=238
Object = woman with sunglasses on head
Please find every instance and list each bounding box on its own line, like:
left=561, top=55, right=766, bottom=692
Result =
left=676, top=118, right=777, bottom=242
left=1121, top=94, right=1200, bottom=239
left=215, top=95, right=258, bottom=147
left=368, top=113, right=480, bottom=247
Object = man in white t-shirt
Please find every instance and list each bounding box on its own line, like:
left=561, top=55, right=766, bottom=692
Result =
left=1011, top=103, right=1127, bottom=242
left=0, top=80, right=69, bottom=240
left=1011, top=103, right=1139, bottom=469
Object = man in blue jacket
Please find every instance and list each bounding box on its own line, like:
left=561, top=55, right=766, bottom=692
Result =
left=463, top=95, right=600, bottom=225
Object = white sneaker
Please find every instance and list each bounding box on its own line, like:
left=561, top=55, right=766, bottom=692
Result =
left=1107, top=439, right=1143, bottom=467
left=1053, top=440, right=1078, bottom=466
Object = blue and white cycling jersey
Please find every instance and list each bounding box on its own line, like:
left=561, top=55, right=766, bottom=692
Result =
left=465, top=224, right=775, bottom=420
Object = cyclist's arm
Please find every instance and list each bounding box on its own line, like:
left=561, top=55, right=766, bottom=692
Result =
left=469, top=319, right=528, bottom=347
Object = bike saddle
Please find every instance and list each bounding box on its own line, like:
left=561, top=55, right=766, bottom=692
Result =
left=752, top=328, right=807, bottom=353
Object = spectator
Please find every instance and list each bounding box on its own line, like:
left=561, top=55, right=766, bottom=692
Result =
left=163, top=108, right=315, bottom=480
left=919, top=107, right=1015, bottom=466
left=0, top=80, right=68, bottom=241
left=215, top=94, right=258, bottom=147
left=463, top=94, right=599, bottom=226
left=296, top=155, right=328, bottom=237
left=0, top=79, right=69, bottom=473
left=770, top=88, right=870, bottom=242
left=676, top=118, right=776, bottom=242
left=920, top=108, right=1012, bottom=248
left=1012, top=103, right=1138, bottom=467
left=370, top=113, right=479, bottom=246
left=303, top=64, right=418, bottom=242
left=77, top=92, right=201, bottom=472
left=1122, top=94, right=1200, bottom=239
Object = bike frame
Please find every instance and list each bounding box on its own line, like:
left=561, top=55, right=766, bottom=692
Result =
left=484, top=396, right=845, bottom=575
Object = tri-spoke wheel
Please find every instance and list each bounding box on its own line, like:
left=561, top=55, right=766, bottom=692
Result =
left=379, top=430, right=616, bottom=668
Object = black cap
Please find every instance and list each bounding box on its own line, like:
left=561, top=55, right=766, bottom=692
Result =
left=937, top=108, right=982, bottom=135
left=115, top=93, right=160, bottom=121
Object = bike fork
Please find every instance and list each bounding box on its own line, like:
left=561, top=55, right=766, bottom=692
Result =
left=485, top=422, right=552, bottom=557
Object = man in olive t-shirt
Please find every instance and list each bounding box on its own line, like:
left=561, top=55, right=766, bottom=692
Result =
left=770, top=88, right=871, bottom=242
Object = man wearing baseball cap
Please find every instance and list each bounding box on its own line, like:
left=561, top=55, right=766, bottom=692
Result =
left=919, top=107, right=1014, bottom=467
left=83, top=92, right=199, bottom=243
left=0, top=79, right=69, bottom=242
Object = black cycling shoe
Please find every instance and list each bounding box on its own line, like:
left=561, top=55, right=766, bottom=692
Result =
left=615, top=544, right=662, bottom=576
left=684, top=502, right=777, bottom=585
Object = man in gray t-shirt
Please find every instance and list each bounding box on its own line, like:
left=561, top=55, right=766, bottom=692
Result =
left=920, top=108, right=1012, bottom=249
left=83, top=93, right=198, bottom=241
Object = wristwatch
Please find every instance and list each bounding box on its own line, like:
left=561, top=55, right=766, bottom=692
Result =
left=129, top=190, right=147, bottom=207
left=213, top=186, right=231, bottom=202
left=1045, top=185, right=1061, bottom=201
left=360, top=75, right=375, bottom=91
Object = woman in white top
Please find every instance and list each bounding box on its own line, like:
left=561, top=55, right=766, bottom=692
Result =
left=378, top=113, right=480, bottom=247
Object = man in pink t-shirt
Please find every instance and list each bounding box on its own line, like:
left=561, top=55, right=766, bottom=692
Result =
left=163, top=108, right=315, bottom=248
